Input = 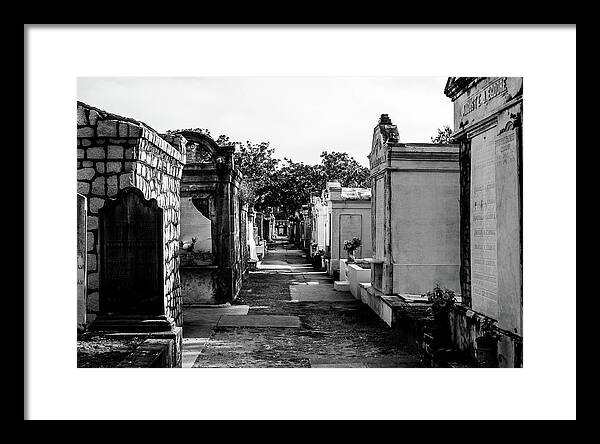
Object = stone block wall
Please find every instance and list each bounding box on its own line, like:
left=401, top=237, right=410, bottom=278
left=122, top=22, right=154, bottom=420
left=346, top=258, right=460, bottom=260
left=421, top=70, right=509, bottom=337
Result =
left=77, top=102, right=186, bottom=327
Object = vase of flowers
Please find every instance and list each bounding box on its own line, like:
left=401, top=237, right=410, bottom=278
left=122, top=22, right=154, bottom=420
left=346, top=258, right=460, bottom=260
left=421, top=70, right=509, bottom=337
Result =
left=343, top=237, right=361, bottom=263
left=424, top=283, right=456, bottom=350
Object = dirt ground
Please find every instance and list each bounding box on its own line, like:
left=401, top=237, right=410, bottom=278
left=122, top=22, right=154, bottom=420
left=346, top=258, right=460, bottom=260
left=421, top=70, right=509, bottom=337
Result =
left=187, top=243, right=424, bottom=368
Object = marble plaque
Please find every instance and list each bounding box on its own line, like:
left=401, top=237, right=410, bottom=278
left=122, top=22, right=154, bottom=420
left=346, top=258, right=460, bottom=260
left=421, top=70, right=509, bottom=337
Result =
left=470, top=128, right=499, bottom=319
left=495, top=129, right=522, bottom=334
left=339, top=214, right=363, bottom=258
left=375, top=178, right=385, bottom=260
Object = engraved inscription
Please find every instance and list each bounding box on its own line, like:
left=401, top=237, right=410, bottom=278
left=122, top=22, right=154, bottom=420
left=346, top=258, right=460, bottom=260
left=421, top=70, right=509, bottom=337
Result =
left=462, top=77, right=508, bottom=118
left=470, top=130, right=498, bottom=317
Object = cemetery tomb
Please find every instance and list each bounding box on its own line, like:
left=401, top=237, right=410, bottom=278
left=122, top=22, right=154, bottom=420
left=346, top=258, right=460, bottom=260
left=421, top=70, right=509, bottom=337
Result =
left=176, top=130, right=244, bottom=305
left=76, top=101, right=185, bottom=367
left=368, top=114, right=460, bottom=297
left=76, top=101, right=185, bottom=329
left=322, top=181, right=372, bottom=277
left=444, top=77, right=523, bottom=367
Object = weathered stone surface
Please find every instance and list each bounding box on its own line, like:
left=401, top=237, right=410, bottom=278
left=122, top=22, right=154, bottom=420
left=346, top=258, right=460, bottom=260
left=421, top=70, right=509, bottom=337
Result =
left=118, top=123, right=129, bottom=137
left=119, top=173, right=133, bottom=189
left=106, top=161, right=122, bottom=173
left=108, top=145, right=124, bottom=158
left=87, top=253, right=97, bottom=272
left=77, top=127, right=94, bottom=138
left=88, top=110, right=100, bottom=125
left=129, top=125, right=141, bottom=138
left=88, top=272, right=98, bottom=290
left=77, top=107, right=88, bottom=126
left=97, top=120, right=118, bottom=137
left=106, top=175, right=118, bottom=196
left=77, top=181, right=90, bottom=194
left=87, top=147, right=105, bottom=159
left=91, top=177, right=105, bottom=195
left=78, top=168, right=95, bottom=181
left=87, top=291, right=99, bottom=311
left=89, top=197, right=104, bottom=214
left=86, top=231, right=95, bottom=252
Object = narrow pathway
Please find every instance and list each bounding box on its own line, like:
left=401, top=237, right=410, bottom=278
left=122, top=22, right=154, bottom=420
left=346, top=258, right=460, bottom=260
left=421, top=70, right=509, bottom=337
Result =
left=182, top=243, right=423, bottom=367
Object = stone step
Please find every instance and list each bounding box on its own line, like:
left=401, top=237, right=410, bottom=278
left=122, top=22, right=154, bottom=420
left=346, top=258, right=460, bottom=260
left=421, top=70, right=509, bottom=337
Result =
left=88, top=315, right=173, bottom=332
left=333, top=280, right=350, bottom=292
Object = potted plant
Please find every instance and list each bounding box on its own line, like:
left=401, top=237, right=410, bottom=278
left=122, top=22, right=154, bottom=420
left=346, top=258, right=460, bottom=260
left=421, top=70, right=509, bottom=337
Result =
left=312, top=249, right=325, bottom=270
left=343, top=237, right=362, bottom=263
left=476, top=318, right=500, bottom=367
left=424, top=283, right=456, bottom=350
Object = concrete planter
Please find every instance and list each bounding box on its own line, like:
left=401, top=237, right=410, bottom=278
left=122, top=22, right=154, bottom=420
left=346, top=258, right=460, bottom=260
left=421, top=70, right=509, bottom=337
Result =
left=347, top=264, right=371, bottom=300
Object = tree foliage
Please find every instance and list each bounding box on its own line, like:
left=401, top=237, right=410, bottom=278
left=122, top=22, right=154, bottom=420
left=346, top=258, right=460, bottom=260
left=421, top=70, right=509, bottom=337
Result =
left=317, top=151, right=370, bottom=189
left=262, top=151, right=370, bottom=218
left=231, top=140, right=280, bottom=209
left=431, top=125, right=453, bottom=144
left=211, top=134, right=371, bottom=217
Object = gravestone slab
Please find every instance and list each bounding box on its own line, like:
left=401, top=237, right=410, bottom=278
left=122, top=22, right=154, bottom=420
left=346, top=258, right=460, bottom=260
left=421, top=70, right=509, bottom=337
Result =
left=77, top=193, right=87, bottom=330
left=99, top=188, right=164, bottom=316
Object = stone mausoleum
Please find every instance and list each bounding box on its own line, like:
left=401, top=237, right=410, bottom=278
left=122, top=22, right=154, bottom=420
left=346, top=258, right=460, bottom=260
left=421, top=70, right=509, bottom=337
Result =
left=444, top=77, right=523, bottom=367
left=174, top=130, right=245, bottom=305
left=76, top=101, right=186, bottom=367
left=322, top=181, right=372, bottom=278
left=369, top=114, right=460, bottom=296
left=358, top=114, right=460, bottom=332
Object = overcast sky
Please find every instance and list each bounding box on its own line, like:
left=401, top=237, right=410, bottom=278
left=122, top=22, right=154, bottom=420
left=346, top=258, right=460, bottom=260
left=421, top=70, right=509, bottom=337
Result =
left=77, top=77, right=452, bottom=167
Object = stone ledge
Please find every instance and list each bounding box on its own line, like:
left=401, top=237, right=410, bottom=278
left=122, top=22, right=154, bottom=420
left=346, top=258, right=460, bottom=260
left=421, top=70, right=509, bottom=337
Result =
left=333, top=280, right=350, bottom=292
left=77, top=327, right=182, bottom=368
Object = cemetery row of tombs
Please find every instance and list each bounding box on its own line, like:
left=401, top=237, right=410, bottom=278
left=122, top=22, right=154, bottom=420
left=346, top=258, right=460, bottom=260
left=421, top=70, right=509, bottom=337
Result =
left=76, top=77, right=523, bottom=368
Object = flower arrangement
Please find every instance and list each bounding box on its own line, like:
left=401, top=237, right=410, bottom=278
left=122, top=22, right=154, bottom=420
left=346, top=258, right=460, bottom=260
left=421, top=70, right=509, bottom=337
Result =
left=423, top=283, right=456, bottom=350
left=343, top=237, right=361, bottom=262
left=478, top=317, right=500, bottom=340
left=343, top=237, right=361, bottom=252
left=424, top=283, right=456, bottom=316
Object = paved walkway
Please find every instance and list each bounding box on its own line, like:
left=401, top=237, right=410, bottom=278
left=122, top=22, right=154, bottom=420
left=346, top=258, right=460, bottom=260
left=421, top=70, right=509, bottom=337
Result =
left=182, top=243, right=423, bottom=368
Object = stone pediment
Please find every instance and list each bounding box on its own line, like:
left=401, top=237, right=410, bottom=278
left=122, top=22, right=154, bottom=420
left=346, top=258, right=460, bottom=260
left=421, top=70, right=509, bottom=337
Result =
left=370, top=114, right=401, bottom=169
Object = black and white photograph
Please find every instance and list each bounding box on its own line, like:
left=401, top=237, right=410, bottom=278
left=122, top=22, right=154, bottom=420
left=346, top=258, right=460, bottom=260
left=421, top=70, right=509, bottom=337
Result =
left=25, top=25, right=576, bottom=420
